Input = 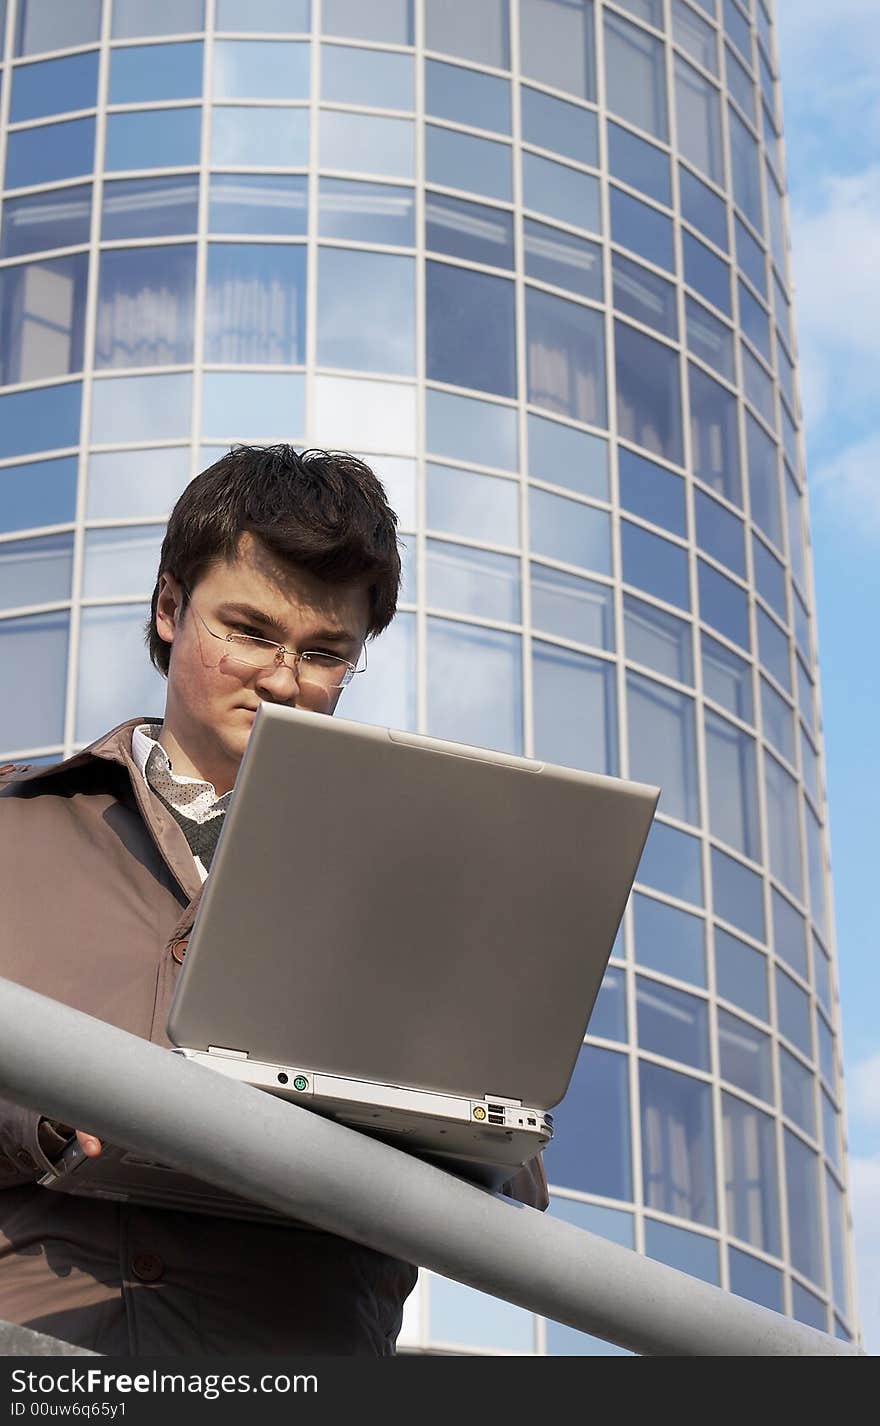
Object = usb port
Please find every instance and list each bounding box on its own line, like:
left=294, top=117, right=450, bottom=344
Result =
left=527, top=1117, right=536, bottom=1126
left=487, top=1103, right=504, bottom=1114
left=487, top=1113, right=505, bottom=1125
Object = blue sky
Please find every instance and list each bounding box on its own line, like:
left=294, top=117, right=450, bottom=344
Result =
left=774, top=0, right=880, bottom=1353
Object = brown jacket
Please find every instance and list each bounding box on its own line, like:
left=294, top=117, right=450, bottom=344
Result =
left=0, top=720, right=547, bottom=1355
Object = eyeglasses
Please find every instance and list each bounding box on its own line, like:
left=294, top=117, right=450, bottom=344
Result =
left=184, top=595, right=367, bottom=709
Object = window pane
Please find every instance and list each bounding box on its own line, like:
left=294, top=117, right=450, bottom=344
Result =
left=823, top=1092, right=840, bottom=1174
left=213, top=39, right=308, bottom=99
left=739, top=281, right=771, bottom=364
left=0, top=455, right=78, bottom=533
left=425, top=58, right=508, bottom=132
left=645, top=1219, right=719, bottom=1286
left=637, top=819, right=703, bottom=906
left=752, top=534, right=786, bottom=620
left=698, top=559, right=749, bottom=649
left=763, top=673, right=797, bottom=769
left=217, top=0, right=310, bottom=28
left=426, top=617, right=521, bottom=754
left=203, top=243, right=306, bottom=364
left=428, top=1276, right=534, bottom=1353
left=607, top=121, right=670, bottom=207
left=772, top=886, right=807, bottom=978
left=426, top=388, right=518, bottom=470
left=757, top=605, right=790, bottom=691
left=674, top=56, right=723, bottom=185
left=826, top=1172, right=849, bottom=1317
left=776, top=966, right=811, bottom=1061
left=729, top=106, right=763, bottom=232
left=427, top=262, right=514, bottom=397
left=686, top=295, right=734, bottom=381
left=319, top=248, right=413, bottom=376
left=425, top=192, right=513, bottom=268
left=91, top=372, right=192, bottom=445
left=17, top=0, right=101, bottom=54
left=322, top=43, right=413, bottom=111
left=0, top=381, right=82, bottom=460
left=673, top=0, right=718, bottom=74
left=637, top=977, right=709, bottom=1071
left=792, top=1282, right=827, bottom=1333
left=611, top=187, right=674, bottom=272
left=76, top=602, right=166, bottom=744
left=729, top=1247, right=783, bottom=1313
left=87, top=447, right=190, bottom=520
left=690, top=364, right=741, bottom=504
left=210, top=174, right=307, bottom=236
left=712, top=845, right=764, bottom=941
left=640, top=1061, right=716, bottom=1226
left=522, top=153, right=599, bottom=232
left=201, top=371, right=304, bottom=439
left=0, top=532, right=72, bottom=609
left=101, top=175, right=199, bottom=241
left=817, top=1012, right=835, bottom=1090
left=425, top=124, right=510, bottom=201
left=526, top=288, right=605, bottom=426
left=0, top=610, right=68, bottom=750
left=213, top=106, right=309, bottom=168
left=0, top=185, right=91, bottom=260
left=587, top=965, right=628, bottom=1043
left=95, top=245, right=195, bottom=369
left=519, top=0, right=595, bottom=101
left=522, top=86, right=597, bottom=167
left=736, top=214, right=767, bottom=297
left=0, top=254, right=88, bottom=385
left=105, top=108, right=201, bottom=171
left=544, top=1046, right=631, bottom=1199
left=618, top=446, right=686, bottom=537
left=427, top=463, right=518, bottom=546
left=112, top=0, right=204, bottom=38
left=322, top=0, right=410, bottom=44
left=680, top=164, right=727, bottom=249
left=5, top=118, right=96, bottom=189
left=683, top=230, right=731, bottom=315
left=612, top=253, right=677, bottom=339
left=742, top=343, right=774, bottom=427
left=109, top=41, right=203, bottom=104
left=11, top=51, right=99, bottom=122
left=523, top=219, right=603, bottom=300
left=615, top=321, right=683, bottom=465
left=705, top=708, right=760, bottom=859
left=633, top=893, right=706, bottom=987
left=627, top=671, right=699, bottom=824
left=532, top=641, right=617, bottom=775
left=81, top=525, right=163, bottom=599
left=604, top=10, right=667, bottom=140
left=784, top=1130, right=824, bottom=1288
left=623, top=588, right=692, bottom=678
left=531, top=563, right=613, bottom=650
left=702, top=631, right=752, bottom=722
left=335, top=610, right=416, bottom=731
left=529, top=488, right=610, bottom=574
left=528, top=414, right=607, bottom=501
left=426, top=539, right=519, bottom=622
left=715, top=926, right=768, bottom=1021
left=425, top=0, right=509, bottom=69
left=718, top=1007, right=772, bottom=1102
left=695, top=490, right=744, bottom=577
left=746, top=414, right=782, bottom=549
left=780, top=1044, right=815, bottom=1138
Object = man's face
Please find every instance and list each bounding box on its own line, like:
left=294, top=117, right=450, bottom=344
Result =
left=154, top=531, right=371, bottom=795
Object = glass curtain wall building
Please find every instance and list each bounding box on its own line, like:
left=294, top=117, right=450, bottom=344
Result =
left=0, top=0, right=859, bottom=1352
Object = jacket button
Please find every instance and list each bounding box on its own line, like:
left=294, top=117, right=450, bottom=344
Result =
left=131, top=1252, right=164, bottom=1283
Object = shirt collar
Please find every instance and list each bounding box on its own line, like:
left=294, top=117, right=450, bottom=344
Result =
left=132, top=724, right=233, bottom=821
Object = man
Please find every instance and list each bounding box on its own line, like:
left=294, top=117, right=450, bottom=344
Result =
left=0, top=445, right=548, bottom=1356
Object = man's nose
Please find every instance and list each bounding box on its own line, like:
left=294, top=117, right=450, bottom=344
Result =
left=254, top=654, right=301, bottom=701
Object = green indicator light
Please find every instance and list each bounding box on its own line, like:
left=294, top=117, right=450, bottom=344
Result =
left=293, top=1075, right=308, bottom=1092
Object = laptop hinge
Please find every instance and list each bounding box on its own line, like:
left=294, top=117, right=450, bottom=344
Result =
left=207, top=1045, right=249, bottom=1060
left=484, top=1094, right=522, bottom=1107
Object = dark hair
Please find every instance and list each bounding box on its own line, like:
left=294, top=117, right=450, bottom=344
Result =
left=147, top=445, right=401, bottom=676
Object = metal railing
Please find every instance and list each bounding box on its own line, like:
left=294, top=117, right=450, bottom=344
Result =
left=0, top=976, right=861, bottom=1357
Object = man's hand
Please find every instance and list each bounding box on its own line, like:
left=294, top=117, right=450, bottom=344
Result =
left=75, top=1131, right=102, bottom=1157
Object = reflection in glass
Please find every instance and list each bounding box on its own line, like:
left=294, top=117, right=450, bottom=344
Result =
left=612, top=253, right=677, bottom=338
left=686, top=295, right=734, bottom=381
left=615, top=322, right=683, bottom=465
left=428, top=1276, right=534, bottom=1353
left=644, top=1219, right=719, bottom=1286
left=425, top=192, right=512, bottom=268
left=792, top=1282, right=827, bottom=1333
left=728, top=1248, right=783, bottom=1313
left=608, top=121, right=670, bottom=207
left=698, top=559, right=749, bottom=650
left=87, top=448, right=191, bottom=521
left=784, top=1130, right=824, bottom=1289
left=761, top=677, right=795, bottom=766
left=201, top=372, right=304, bottom=439
left=823, top=1092, right=840, bottom=1173
left=683, top=231, right=731, bottom=315
left=11, top=51, right=99, bottom=122
left=91, top=373, right=192, bottom=445
left=322, top=44, right=413, bottom=111
left=427, top=263, right=514, bottom=397
left=522, top=153, right=598, bottom=232
left=426, top=389, right=518, bottom=470
left=739, top=281, right=771, bottom=364
left=746, top=414, right=782, bottom=549
left=0, top=254, right=88, bottom=385
left=217, top=0, right=310, bottom=27
left=611, top=188, right=674, bottom=272
left=674, top=56, right=723, bottom=185
left=729, top=106, right=763, bottom=233
left=112, top=0, right=205, bottom=38
left=640, top=1061, right=716, bottom=1226
left=529, top=488, right=610, bottom=576
left=109, top=42, right=203, bottom=104
left=322, top=0, right=410, bottom=44
left=0, top=185, right=91, bottom=260
left=587, top=967, right=628, bottom=1043
left=425, top=124, right=510, bottom=201
left=636, top=819, right=703, bottom=906
left=425, top=0, right=509, bottom=69
left=531, top=564, right=614, bottom=651
left=704, top=708, right=760, bottom=859
left=211, top=174, right=307, bottom=236
left=425, top=58, right=509, bottom=132
left=76, top=603, right=166, bottom=744
left=532, top=642, right=617, bottom=776
left=0, top=532, right=73, bottom=610
left=780, top=1044, right=815, bottom=1138
left=523, top=220, right=602, bottom=300
left=679, top=165, right=727, bottom=250
left=757, top=605, right=790, bottom=691
left=426, top=463, right=517, bottom=546
left=426, top=540, right=519, bottom=622
left=712, top=845, right=764, bottom=941
left=82, top=526, right=164, bottom=599
left=526, top=289, right=605, bottom=426
left=522, top=87, right=597, bottom=168
left=715, top=927, right=768, bottom=1022
left=718, top=1007, right=773, bottom=1103
left=426, top=617, right=522, bottom=754
left=544, top=1046, right=631, bottom=1199
left=0, top=610, right=68, bottom=751
left=637, top=977, right=709, bottom=1071
left=0, top=456, right=78, bottom=533
left=213, top=107, right=308, bottom=168
left=519, top=0, right=595, bottom=101
left=95, top=246, right=196, bottom=369
left=336, top=610, right=416, bottom=731
left=105, top=108, right=201, bottom=171
left=102, top=176, right=199, bottom=241
left=213, top=40, right=308, bottom=98
left=528, top=412, right=608, bottom=500
left=742, top=343, right=775, bottom=427
left=623, top=585, right=692, bottom=678
left=604, top=9, right=667, bottom=140
left=0, top=381, right=81, bottom=460
left=319, top=249, right=414, bottom=376
left=16, top=0, right=101, bottom=54
left=5, top=118, right=96, bottom=190
left=695, top=489, right=744, bottom=576
left=752, top=532, right=786, bottom=621
left=618, top=446, right=686, bottom=537
left=633, top=894, right=706, bottom=987
left=826, top=1172, right=849, bottom=1317
left=627, top=671, right=699, bottom=824
left=673, top=0, right=718, bottom=75
left=690, top=365, right=741, bottom=505
left=205, top=244, right=305, bottom=364
left=776, top=967, right=811, bottom=1065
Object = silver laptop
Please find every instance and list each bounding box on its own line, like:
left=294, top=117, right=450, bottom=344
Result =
left=41, top=704, right=658, bottom=1219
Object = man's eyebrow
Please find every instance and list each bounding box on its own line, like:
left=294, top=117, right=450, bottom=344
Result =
left=218, top=602, right=357, bottom=645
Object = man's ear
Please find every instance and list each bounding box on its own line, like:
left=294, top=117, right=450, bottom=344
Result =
left=154, top=573, right=182, bottom=647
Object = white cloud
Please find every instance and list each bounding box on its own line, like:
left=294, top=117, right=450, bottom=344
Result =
left=808, top=433, right=880, bottom=539
left=846, top=1052, right=880, bottom=1129
left=775, top=0, right=880, bottom=133
left=849, top=1155, right=880, bottom=1354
